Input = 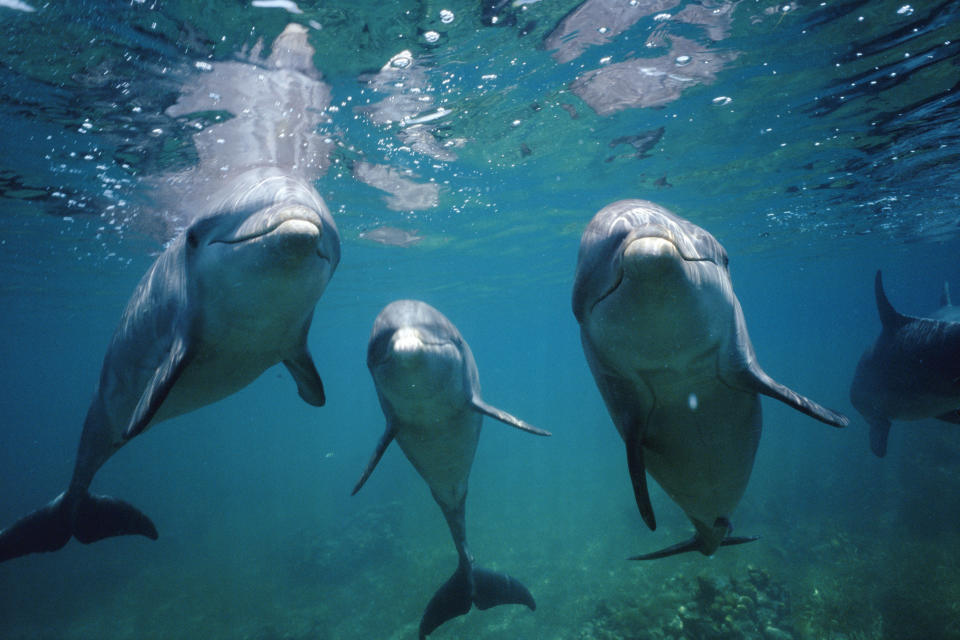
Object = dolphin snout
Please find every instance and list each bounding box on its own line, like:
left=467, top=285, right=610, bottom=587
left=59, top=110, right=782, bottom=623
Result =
left=622, top=235, right=682, bottom=273
left=624, top=236, right=680, bottom=259
left=391, top=327, right=425, bottom=355
left=214, top=204, right=325, bottom=246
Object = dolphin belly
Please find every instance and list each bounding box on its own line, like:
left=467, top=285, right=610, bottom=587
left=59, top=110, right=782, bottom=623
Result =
left=643, top=382, right=761, bottom=527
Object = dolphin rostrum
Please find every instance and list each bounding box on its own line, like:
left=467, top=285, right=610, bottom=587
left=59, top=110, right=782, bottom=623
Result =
left=352, top=299, right=549, bottom=638
left=850, top=271, right=960, bottom=457
left=572, top=200, right=848, bottom=560
left=0, top=170, right=340, bottom=563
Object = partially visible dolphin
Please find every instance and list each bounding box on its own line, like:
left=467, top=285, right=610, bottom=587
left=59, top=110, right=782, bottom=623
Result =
left=572, top=200, right=848, bottom=560
left=352, top=299, right=549, bottom=638
left=931, top=280, right=960, bottom=323
left=850, top=271, right=960, bottom=457
left=0, top=168, right=340, bottom=563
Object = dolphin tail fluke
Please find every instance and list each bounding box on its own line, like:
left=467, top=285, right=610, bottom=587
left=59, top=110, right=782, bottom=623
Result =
left=629, top=533, right=759, bottom=561
left=0, top=494, right=72, bottom=562
left=73, top=492, right=159, bottom=544
left=0, top=491, right=157, bottom=563
left=472, top=566, right=536, bottom=611
left=419, top=562, right=536, bottom=638
left=419, top=563, right=473, bottom=639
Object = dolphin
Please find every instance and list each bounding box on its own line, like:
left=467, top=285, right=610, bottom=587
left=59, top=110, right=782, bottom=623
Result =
left=931, top=280, right=960, bottom=323
left=0, top=168, right=340, bottom=563
left=850, top=271, right=960, bottom=457
left=572, top=200, right=848, bottom=560
left=351, top=299, right=549, bottom=638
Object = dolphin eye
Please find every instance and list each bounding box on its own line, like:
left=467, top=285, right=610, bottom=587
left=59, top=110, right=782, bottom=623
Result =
left=186, top=229, right=199, bottom=249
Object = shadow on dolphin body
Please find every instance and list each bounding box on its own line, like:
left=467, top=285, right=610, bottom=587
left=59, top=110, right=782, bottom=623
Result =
left=352, top=299, right=549, bottom=638
left=572, top=200, right=849, bottom=561
left=850, top=271, right=960, bottom=457
left=0, top=24, right=341, bottom=564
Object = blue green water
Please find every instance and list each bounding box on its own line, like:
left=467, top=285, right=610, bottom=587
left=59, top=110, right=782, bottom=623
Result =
left=1, top=0, right=959, bottom=638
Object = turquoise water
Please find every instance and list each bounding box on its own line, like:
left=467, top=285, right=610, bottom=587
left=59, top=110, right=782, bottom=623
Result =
left=1, top=1, right=959, bottom=638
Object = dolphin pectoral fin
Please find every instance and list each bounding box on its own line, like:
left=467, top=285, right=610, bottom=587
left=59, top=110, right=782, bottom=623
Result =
left=73, top=492, right=158, bottom=544
left=471, top=398, right=551, bottom=436
left=472, top=567, right=536, bottom=611
left=351, top=427, right=396, bottom=495
left=123, top=332, right=194, bottom=440
left=935, top=409, right=960, bottom=424
left=0, top=490, right=157, bottom=563
left=629, top=533, right=759, bottom=561
left=625, top=432, right=656, bottom=531
left=283, top=348, right=326, bottom=407
left=869, top=416, right=892, bottom=457
left=724, top=302, right=848, bottom=428
left=734, top=364, right=849, bottom=429
left=420, top=562, right=473, bottom=639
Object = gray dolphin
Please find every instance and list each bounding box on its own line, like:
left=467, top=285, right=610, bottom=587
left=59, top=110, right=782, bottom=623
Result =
left=850, top=271, right=960, bottom=457
left=572, top=200, right=848, bottom=560
left=0, top=169, right=340, bottom=563
left=351, top=299, right=549, bottom=638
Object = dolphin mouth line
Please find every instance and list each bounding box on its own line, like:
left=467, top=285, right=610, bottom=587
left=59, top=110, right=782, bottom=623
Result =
left=589, top=237, right=716, bottom=313
left=372, top=336, right=454, bottom=366
left=625, top=233, right=712, bottom=263
left=212, top=217, right=323, bottom=246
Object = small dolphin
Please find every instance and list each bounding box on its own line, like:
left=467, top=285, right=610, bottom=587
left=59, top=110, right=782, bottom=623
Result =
left=850, top=271, right=960, bottom=457
left=572, top=200, right=848, bottom=560
left=0, top=169, right=340, bottom=563
left=352, top=299, right=549, bottom=638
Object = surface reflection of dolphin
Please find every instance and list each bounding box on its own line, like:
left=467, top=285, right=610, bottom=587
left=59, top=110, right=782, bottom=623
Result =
left=0, top=24, right=342, bottom=563
left=359, top=225, right=423, bottom=247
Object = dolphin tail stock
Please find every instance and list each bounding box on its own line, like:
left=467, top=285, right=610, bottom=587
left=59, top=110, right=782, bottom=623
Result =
left=0, top=489, right=158, bottom=563
left=419, top=557, right=536, bottom=639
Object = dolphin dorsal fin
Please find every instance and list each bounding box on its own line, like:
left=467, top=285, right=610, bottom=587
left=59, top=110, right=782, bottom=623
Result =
left=875, top=270, right=910, bottom=332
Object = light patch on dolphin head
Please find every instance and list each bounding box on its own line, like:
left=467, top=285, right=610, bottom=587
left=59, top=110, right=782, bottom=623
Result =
left=373, top=326, right=466, bottom=411
left=391, top=327, right=426, bottom=355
